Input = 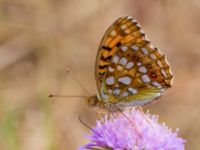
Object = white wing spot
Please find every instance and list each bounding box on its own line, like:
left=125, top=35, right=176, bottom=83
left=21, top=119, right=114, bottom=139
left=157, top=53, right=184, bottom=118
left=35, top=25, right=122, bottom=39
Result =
left=108, top=89, right=112, bottom=94
left=121, top=25, right=127, bottom=29
left=119, top=57, right=128, bottom=66
left=108, top=66, right=115, bottom=72
left=152, top=82, right=162, bottom=89
left=137, top=62, right=142, bottom=66
left=110, top=30, right=117, bottom=36
left=113, top=88, right=121, bottom=95
left=157, top=60, right=164, bottom=67
left=141, top=75, right=151, bottom=83
left=141, top=47, right=149, bottom=55
left=121, top=92, right=129, bottom=97
left=140, top=29, right=145, bottom=34
left=128, top=88, right=138, bottom=94
left=161, top=69, right=167, bottom=78
left=101, top=92, right=108, bottom=100
left=126, top=62, right=134, bottom=69
left=138, top=66, right=147, bottom=73
left=131, top=45, right=139, bottom=51
left=127, top=16, right=132, bottom=19
left=112, top=55, right=119, bottom=64
left=131, top=19, right=137, bottom=23
left=121, top=46, right=128, bottom=52
left=150, top=53, right=156, bottom=60
left=117, top=65, right=123, bottom=71
left=118, top=76, right=132, bottom=85
left=106, top=76, right=115, bottom=85
left=136, top=24, right=141, bottom=28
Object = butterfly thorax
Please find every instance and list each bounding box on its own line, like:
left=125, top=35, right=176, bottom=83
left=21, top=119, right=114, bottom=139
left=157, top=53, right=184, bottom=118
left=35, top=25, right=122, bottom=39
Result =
left=86, top=95, right=119, bottom=111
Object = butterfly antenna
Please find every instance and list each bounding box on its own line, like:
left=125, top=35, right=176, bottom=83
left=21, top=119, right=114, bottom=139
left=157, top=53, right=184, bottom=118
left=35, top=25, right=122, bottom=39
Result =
left=48, top=94, right=88, bottom=98
left=66, top=67, right=91, bottom=96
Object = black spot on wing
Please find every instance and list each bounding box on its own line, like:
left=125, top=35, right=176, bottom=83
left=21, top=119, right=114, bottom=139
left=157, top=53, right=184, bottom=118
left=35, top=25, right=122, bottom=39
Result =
left=100, top=55, right=112, bottom=62
left=102, top=46, right=112, bottom=51
left=116, top=42, right=122, bottom=47
left=99, top=65, right=108, bottom=69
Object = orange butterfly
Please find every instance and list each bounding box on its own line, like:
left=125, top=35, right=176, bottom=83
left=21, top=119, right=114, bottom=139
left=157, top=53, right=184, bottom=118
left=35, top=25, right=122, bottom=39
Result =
left=86, top=16, right=173, bottom=111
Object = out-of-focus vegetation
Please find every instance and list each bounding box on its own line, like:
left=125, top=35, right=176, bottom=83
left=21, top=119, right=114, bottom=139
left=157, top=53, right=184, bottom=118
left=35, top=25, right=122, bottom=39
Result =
left=0, top=0, right=199, bottom=149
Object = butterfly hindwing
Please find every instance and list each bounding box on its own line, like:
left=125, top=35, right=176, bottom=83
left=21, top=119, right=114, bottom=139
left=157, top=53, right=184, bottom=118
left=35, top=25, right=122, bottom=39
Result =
left=105, top=42, right=172, bottom=103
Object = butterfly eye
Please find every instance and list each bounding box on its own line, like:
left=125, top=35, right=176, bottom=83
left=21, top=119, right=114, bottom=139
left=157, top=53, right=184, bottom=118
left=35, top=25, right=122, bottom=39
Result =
left=87, top=96, right=98, bottom=106
left=87, top=98, right=94, bottom=106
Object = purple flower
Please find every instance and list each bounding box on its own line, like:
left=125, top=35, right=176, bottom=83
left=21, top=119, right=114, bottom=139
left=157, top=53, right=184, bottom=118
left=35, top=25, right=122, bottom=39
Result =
left=79, top=108, right=185, bottom=150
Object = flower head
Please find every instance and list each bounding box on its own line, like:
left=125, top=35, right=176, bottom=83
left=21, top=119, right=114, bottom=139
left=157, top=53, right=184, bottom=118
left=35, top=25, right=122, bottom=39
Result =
left=79, top=108, right=185, bottom=150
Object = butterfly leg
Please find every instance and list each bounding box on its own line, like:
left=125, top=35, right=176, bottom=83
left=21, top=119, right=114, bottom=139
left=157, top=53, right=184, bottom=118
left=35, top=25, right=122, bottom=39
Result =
left=78, top=115, right=95, bottom=131
left=96, top=110, right=107, bottom=119
left=137, top=106, right=144, bottom=112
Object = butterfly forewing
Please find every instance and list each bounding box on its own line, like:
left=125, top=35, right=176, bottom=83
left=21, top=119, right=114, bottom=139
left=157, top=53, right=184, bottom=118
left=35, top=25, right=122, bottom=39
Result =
left=95, top=16, right=145, bottom=99
left=95, top=16, right=173, bottom=106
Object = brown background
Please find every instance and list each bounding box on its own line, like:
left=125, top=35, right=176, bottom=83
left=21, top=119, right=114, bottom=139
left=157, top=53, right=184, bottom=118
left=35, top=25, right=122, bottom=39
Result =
left=0, top=0, right=199, bottom=150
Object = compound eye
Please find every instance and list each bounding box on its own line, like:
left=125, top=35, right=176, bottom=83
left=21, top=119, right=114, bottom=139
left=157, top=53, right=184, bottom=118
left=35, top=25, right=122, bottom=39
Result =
left=87, top=98, right=95, bottom=106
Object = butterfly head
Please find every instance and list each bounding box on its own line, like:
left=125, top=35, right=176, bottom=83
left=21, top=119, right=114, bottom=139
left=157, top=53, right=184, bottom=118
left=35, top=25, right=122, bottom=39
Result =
left=86, top=95, right=99, bottom=107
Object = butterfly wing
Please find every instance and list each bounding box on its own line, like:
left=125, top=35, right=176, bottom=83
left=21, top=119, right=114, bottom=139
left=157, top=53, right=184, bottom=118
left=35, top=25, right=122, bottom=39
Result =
left=95, top=16, right=145, bottom=100
left=95, top=16, right=173, bottom=105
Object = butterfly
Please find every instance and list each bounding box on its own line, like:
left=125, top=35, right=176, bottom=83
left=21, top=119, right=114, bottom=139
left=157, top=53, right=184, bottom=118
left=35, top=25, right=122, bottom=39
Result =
left=86, top=16, right=173, bottom=111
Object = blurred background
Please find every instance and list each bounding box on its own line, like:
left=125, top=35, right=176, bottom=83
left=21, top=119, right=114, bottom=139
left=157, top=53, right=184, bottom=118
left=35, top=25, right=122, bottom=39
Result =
left=0, top=0, right=199, bottom=149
